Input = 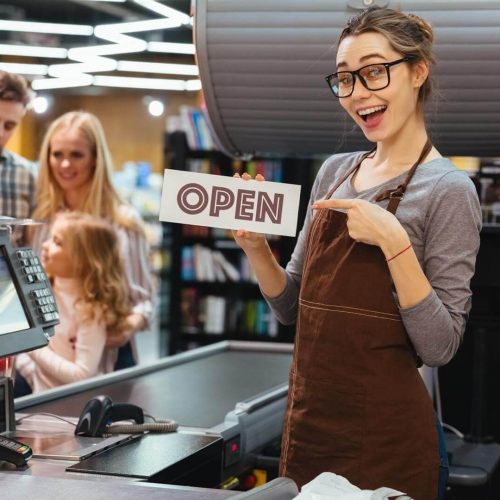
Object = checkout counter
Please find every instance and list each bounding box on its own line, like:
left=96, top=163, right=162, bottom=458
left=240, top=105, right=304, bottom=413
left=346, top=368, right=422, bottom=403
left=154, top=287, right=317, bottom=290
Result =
left=0, top=222, right=298, bottom=497
left=2, top=340, right=298, bottom=499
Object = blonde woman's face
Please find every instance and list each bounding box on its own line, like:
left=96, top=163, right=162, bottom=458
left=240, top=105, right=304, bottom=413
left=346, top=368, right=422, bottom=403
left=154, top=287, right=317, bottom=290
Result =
left=49, top=127, right=96, bottom=196
left=41, top=218, right=75, bottom=279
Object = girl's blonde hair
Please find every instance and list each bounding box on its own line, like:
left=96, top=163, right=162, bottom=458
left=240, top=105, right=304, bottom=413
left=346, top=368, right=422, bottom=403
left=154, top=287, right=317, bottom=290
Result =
left=338, top=7, right=436, bottom=105
left=32, top=110, right=142, bottom=234
left=52, top=212, right=130, bottom=335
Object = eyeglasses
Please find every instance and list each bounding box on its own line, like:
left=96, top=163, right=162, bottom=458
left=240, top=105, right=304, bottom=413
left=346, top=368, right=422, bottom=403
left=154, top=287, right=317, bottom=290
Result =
left=325, top=57, right=412, bottom=98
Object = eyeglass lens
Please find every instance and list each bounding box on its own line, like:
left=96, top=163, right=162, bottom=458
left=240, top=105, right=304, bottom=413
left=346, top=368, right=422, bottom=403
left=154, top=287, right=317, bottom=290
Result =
left=330, top=64, right=389, bottom=97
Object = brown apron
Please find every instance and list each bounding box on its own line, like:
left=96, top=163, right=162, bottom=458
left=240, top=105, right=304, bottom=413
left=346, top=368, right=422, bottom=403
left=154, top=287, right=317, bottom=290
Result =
left=280, top=139, right=439, bottom=499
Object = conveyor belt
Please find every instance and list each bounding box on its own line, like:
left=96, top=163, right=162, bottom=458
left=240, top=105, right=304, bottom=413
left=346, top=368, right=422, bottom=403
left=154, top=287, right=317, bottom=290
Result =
left=17, top=342, right=293, bottom=429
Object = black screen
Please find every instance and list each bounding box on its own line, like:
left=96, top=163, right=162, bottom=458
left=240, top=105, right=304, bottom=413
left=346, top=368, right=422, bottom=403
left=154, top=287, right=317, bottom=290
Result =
left=0, top=252, right=30, bottom=335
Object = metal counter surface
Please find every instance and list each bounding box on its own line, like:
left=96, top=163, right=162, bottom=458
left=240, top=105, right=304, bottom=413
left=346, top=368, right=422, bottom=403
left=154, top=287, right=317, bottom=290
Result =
left=17, top=343, right=293, bottom=429
left=0, top=472, right=238, bottom=499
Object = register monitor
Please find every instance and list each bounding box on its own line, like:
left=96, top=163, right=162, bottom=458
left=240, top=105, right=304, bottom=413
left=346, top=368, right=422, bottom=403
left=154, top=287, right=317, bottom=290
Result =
left=0, top=224, right=59, bottom=358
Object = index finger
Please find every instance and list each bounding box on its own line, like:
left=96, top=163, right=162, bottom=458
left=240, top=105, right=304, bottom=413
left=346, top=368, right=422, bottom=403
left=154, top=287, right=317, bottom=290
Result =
left=312, top=198, right=358, bottom=210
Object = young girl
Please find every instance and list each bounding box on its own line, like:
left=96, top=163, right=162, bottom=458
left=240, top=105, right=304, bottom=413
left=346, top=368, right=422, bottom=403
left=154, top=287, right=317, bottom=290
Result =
left=234, top=7, right=481, bottom=500
left=17, top=212, right=131, bottom=393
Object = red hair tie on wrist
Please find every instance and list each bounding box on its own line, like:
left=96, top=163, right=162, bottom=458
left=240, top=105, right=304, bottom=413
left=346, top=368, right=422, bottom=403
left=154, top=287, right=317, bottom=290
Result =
left=386, top=243, right=412, bottom=263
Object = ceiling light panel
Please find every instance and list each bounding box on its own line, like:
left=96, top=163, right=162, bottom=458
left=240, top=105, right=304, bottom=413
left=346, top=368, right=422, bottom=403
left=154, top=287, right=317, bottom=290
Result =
left=0, top=44, right=68, bottom=59
left=0, top=63, right=48, bottom=76
left=31, top=75, right=94, bottom=90
left=132, top=0, right=191, bottom=26
left=2, top=1, right=197, bottom=92
left=94, top=75, right=199, bottom=91
left=49, top=57, right=118, bottom=77
left=0, top=20, right=93, bottom=36
left=148, top=42, right=196, bottom=55
left=94, top=18, right=182, bottom=35
left=117, top=60, right=199, bottom=75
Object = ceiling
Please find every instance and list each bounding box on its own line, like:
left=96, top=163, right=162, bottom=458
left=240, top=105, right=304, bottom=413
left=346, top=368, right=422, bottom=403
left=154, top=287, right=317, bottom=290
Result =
left=0, top=0, right=197, bottom=93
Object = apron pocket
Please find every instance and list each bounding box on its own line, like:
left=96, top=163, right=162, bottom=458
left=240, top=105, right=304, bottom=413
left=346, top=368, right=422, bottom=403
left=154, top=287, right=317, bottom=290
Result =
left=288, top=372, right=366, bottom=459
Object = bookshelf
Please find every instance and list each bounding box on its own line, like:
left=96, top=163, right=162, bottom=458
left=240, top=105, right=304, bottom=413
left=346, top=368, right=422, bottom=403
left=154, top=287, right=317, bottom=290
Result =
left=163, top=130, right=314, bottom=353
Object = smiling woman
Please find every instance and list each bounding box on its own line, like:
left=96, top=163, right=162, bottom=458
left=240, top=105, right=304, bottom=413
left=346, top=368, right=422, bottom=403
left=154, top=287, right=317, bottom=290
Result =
left=48, top=125, right=96, bottom=206
left=231, top=6, right=482, bottom=500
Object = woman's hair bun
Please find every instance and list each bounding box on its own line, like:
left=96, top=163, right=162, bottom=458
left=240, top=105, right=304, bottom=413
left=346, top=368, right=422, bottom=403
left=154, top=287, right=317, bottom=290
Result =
left=407, top=13, right=434, bottom=44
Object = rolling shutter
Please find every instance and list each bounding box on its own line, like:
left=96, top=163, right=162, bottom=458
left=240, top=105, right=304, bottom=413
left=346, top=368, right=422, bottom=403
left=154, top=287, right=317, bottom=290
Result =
left=195, top=0, right=500, bottom=158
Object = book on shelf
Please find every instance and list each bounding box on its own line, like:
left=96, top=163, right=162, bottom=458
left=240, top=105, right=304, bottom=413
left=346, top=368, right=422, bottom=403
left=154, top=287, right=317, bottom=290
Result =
left=182, top=244, right=244, bottom=282
left=212, top=250, right=240, bottom=282
left=180, top=287, right=199, bottom=334
left=179, top=105, right=215, bottom=151
left=182, top=224, right=210, bottom=238
left=179, top=292, right=279, bottom=338
left=181, top=246, right=195, bottom=281
left=204, top=295, right=226, bottom=334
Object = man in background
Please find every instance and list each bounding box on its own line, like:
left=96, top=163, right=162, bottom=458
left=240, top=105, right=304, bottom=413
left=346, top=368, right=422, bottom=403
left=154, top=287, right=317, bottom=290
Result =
left=0, top=70, right=36, bottom=245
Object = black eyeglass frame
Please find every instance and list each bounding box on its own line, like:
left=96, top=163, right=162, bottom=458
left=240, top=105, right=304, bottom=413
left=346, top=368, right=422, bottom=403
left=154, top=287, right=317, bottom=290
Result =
left=325, top=56, right=413, bottom=98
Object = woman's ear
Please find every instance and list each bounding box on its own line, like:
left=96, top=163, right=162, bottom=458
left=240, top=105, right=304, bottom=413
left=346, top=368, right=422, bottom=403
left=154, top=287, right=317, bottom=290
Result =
left=412, top=59, right=429, bottom=89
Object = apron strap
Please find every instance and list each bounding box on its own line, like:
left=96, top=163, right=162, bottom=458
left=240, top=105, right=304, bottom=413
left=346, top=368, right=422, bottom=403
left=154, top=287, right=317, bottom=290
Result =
left=323, top=138, right=432, bottom=215
left=375, top=137, right=433, bottom=214
left=323, top=147, right=376, bottom=201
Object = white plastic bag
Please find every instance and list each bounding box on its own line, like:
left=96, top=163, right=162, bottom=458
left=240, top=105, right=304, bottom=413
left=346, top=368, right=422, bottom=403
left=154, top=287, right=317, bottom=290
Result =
left=293, top=472, right=410, bottom=500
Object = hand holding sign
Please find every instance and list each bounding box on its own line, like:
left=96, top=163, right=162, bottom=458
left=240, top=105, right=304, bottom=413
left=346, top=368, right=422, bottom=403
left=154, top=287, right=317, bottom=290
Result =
left=232, top=172, right=268, bottom=251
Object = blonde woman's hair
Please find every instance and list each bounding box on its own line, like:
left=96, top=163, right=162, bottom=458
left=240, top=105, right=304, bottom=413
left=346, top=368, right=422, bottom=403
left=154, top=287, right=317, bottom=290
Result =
left=338, top=7, right=436, bottom=105
left=32, top=111, right=142, bottom=234
left=52, top=212, right=130, bottom=335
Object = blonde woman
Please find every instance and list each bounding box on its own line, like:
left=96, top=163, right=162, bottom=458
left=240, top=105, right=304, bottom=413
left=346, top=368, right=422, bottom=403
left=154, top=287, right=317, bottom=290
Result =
left=30, top=111, right=154, bottom=368
left=18, top=213, right=131, bottom=392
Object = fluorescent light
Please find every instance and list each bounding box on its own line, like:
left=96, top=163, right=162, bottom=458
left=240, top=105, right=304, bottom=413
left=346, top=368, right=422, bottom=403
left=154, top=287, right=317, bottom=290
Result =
left=95, top=18, right=181, bottom=36
left=86, top=0, right=126, bottom=2
left=133, top=0, right=191, bottom=25
left=31, top=75, right=93, bottom=90
left=186, top=79, right=202, bottom=91
left=0, top=20, right=93, bottom=36
left=148, top=42, right=195, bottom=55
left=94, top=75, right=186, bottom=90
left=117, top=60, right=198, bottom=76
left=69, top=40, right=147, bottom=58
left=0, top=44, right=67, bottom=59
left=48, top=58, right=118, bottom=77
left=0, top=63, right=48, bottom=76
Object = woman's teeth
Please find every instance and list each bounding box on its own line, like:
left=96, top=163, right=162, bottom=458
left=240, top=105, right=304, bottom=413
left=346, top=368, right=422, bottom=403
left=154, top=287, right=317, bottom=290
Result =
left=357, top=105, right=387, bottom=121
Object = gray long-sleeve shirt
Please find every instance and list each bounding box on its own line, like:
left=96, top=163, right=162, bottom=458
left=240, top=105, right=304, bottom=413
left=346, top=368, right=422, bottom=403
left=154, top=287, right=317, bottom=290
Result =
left=265, top=152, right=482, bottom=367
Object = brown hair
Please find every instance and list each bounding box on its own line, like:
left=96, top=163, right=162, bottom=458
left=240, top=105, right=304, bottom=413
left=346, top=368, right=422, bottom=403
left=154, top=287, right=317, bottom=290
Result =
left=0, top=70, right=33, bottom=107
left=338, top=7, right=435, bottom=104
left=52, top=212, right=131, bottom=335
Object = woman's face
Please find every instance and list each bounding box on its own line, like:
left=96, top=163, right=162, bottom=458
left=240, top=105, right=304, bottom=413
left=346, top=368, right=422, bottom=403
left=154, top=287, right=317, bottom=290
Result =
left=336, top=32, right=425, bottom=143
left=49, top=127, right=96, bottom=196
left=41, top=218, right=75, bottom=279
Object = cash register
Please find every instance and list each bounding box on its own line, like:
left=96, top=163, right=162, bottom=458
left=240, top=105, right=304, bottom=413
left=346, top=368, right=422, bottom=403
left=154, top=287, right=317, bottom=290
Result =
left=0, top=218, right=59, bottom=465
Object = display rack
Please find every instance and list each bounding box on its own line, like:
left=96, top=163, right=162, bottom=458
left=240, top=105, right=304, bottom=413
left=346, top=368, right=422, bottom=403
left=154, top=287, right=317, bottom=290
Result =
left=162, top=131, right=314, bottom=353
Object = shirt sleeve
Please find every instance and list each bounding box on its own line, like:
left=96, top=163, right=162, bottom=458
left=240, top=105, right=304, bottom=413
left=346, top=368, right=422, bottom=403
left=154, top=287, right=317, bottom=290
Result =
left=117, top=207, right=156, bottom=328
left=399, top=171, right=482, bottom=366
left=15, top=353, right=36, bottom=386
left=28, top=313, right=107, bottom=384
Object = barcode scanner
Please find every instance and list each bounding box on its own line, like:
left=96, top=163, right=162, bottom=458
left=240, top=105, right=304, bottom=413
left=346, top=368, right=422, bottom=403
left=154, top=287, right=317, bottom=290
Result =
left=75, top=395, right=144, bottom=437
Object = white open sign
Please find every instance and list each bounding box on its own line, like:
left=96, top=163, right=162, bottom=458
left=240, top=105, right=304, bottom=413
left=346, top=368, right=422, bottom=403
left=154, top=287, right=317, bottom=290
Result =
left=159, top=169, right=301, bottom=237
